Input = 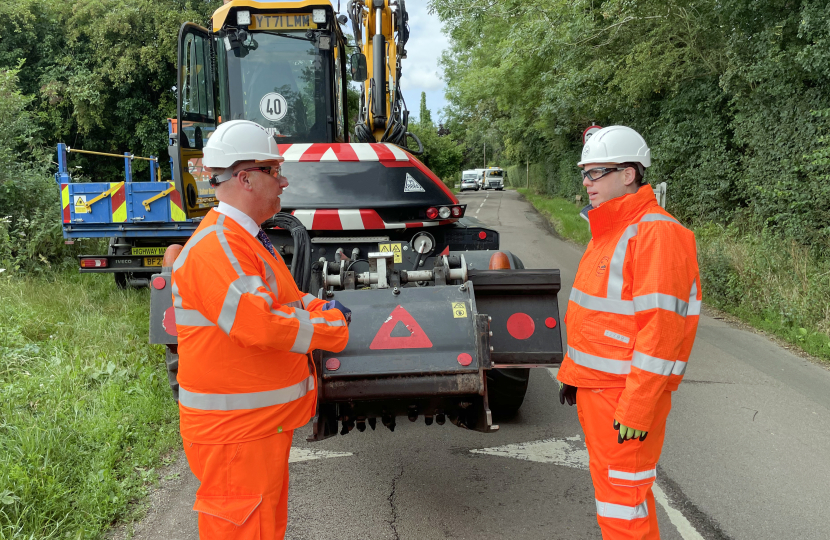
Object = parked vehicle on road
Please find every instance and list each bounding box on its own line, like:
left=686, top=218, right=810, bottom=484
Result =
left=461, top=170, right=480, bottom=191
left=484, top=167, right=505, bottom=190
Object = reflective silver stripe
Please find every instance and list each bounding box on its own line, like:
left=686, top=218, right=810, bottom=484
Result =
left=607, top=213, right=681, bottom=300
left=632, top=293, right=688, bottom=317
left=596, top=499, right=649, bottom=520
left=173, top=224, right=221, bottom=272
left=632, top=351, right=675, bottom=376
left=270, top=307, right=297, bottom=318
left=179, top=375, right=315, bottom=411
left=258, top=254, right=279, bottom=294
left=609, top=468, right=656, bottom=481
left=174, top=308, right=214, bottom=327
left=215, top=215, right=245, bottom=277
left=290, top=309, right=314, bottom=354
left=217, top=275, right=270, bottom=334
left=310, top=317, right=347, bottom=327
left=284, top=300, right=303, bottom=310
left=301, top=293, right=317, bottom=309
left=570, top=288, right=634, bottom=315
left=568, top=346, right=631, bottom=375
left=672, top=360, right=687, bottom=376
left=688, top=279, right=701, bottom=316
left=607, top=224, right=638, bottom=300
left=172, top=282, right=183, bottom=308
left=639, top=213, right=679, bottom=225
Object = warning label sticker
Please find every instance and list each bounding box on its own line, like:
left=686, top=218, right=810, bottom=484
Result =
left=378, top=242, right=403, bottom=263
left=74, top=195, right=88, bottom=213
left=452, top=302, right=467, bottom=318
left=404, top=173, right=425, bottom=193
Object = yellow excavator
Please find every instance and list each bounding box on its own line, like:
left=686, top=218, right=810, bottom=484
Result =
left=146, top=0, right=564, bottom=440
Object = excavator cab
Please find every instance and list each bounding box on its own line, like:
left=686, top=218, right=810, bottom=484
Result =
left=172, top=2, right=350, bottom=217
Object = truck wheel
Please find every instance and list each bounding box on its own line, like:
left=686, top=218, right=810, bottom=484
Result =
left=485, top=252, right=529, bottom=418
left=114, top=272, right=128, bottom=289
left=486, top=368, right=530, bottom=418
left=165, top=348, right=179, bottom=402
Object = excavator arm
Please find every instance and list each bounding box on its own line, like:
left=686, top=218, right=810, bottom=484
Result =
left=347, top=0, right=421, bottom=152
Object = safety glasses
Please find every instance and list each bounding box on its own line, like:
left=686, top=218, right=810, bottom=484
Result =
left=233, top=166, right=282, bottom=178
left=580, top=166, right=627, bottom=182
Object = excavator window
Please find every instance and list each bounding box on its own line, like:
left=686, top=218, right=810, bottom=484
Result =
left=216, top=31, right=330, bottom=143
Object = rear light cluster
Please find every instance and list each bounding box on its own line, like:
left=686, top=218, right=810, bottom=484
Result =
left=80, top=258, right=108, bottom=268
left=424, top=205, right=465, bottom=220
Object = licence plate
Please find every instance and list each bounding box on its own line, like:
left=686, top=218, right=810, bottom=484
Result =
left=144, top=257, right=163, bottom=267
left=132, top=247, right=166, bottom=256
left=249, top=14, right=313, bottom=30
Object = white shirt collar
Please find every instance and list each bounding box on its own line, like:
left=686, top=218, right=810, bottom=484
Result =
left=216, top=202, right=260, bottom=237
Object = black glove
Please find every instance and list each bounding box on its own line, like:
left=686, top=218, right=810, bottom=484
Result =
left=322, top=299, right=351, bottom=323
left=558, top=382, right=577, bottom=406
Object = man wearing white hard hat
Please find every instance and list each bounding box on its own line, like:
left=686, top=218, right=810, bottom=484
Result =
left=557, top=126, right=702, bottom=539
left=171, top=120, right=350, bottom=539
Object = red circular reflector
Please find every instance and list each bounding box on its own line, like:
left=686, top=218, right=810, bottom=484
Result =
left=451, top=206, right=462, bottom=217
left=325, top=358, right=341, bottom=371
left=426, top=207, right=439, bottom=220
left=162, top=306, right=178, bottom=336
left=152, top=276, right=167, bottom=290
left=457, top=353, right=473, bottom=366
left=478, top=231, right=487, bottom=240
left=545, top=317, right=557, bottom=329
left=506, top=313, right=535, bottom=340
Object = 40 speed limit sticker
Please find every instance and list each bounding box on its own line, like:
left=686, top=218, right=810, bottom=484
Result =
left=260, top=93, right=288, bottom=122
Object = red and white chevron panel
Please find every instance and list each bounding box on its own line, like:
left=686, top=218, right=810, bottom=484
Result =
left=291, top=209, right=454, bottom=231
left=277, top=142, right=411, bottom=163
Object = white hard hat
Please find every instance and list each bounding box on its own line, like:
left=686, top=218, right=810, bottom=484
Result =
left=578, top=125, right=651, bottom=168
left=202, top=120, right=284, bottom=183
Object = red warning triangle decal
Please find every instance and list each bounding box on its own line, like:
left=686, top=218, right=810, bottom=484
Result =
left=369, top=305, right=433, bottom=350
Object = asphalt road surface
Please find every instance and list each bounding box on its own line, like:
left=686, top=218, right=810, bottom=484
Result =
left=120, top=189, right=830, bottom=540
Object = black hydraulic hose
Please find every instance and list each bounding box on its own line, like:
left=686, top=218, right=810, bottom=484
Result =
left=262, top=212, right=313, bottom=293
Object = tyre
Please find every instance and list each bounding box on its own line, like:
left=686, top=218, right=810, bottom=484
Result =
left=114, top=272, right=128, bottom=289
left=165, top=348, right=179, bottom=402
left=486, top=367, right=530, bottom=418
left=485, top=254, right=530, bottom=418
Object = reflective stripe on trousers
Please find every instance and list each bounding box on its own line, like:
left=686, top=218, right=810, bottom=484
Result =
left=179, top=375, right=315, bottom=411
left=595, top=499, right=649, bottom=520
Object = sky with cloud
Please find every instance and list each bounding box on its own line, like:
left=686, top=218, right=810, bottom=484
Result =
left=339, top=3, right=450, bottom=123
left=396, top=3, right=450, bottom=122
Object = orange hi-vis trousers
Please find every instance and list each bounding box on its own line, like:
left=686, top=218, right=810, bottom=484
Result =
left=576, top=387, right=672, bottom=539
left=184, top=430, right=294, bottom=540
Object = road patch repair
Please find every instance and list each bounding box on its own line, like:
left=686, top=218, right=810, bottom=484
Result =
left=469, top=437, right=704, bottom=540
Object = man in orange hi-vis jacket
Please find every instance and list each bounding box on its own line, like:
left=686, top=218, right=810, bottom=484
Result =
left=171, top=120, right=350, bottom=539
left=557, top=126, right=701, bottom=539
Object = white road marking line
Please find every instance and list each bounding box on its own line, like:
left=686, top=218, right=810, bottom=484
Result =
left=289, top=448, right=353, bottom=463
left=653, top=485, right=706, bottom=540
left=470, top=436, right=589, bottom=469
left=475, top=208, right=480, bottom=214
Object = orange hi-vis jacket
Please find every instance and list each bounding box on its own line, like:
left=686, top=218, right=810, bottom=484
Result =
left=171, top=209, right=349, bottom=444
left=557, top=186, right=701, bottom=432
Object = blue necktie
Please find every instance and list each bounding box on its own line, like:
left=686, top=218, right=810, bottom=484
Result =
left=257, top=229, right=278, bottom=259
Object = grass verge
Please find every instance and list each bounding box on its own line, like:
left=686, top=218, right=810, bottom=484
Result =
left=0, top=272, right=180, bottom=539
left=517, top=188, right=830, bottom=363
left=516, top=188, right=591, bottom=245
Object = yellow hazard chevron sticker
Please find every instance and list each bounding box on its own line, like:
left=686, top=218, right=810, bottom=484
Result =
left=169, top=182, right=187, bottom=222
left=111, top=182, right=127, bottom=223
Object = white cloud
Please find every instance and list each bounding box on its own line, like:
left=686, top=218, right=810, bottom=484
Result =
left=397, top=3, right=450, bottom=120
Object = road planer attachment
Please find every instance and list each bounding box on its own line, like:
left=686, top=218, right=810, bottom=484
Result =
left=306, top=249, right=563, bottom=441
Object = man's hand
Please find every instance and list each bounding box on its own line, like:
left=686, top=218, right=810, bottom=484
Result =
left=558, top=382, right=577, bottom=406
left=614, top=419, right=647, bottom=444
left=322, top=299, right=351, bottom=324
